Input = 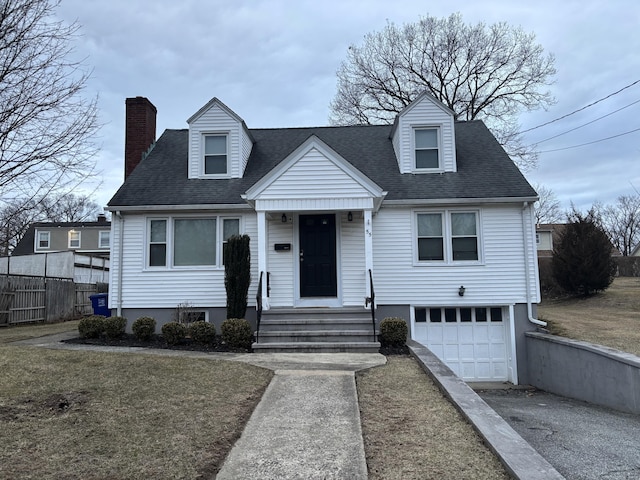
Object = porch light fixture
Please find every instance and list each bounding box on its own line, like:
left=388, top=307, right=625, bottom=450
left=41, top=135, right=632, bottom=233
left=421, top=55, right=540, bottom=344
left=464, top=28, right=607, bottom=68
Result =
left=347, top=211, right=353, bottom=222
left=458, top=286, right=465, bottom=296
left=281, top=213, right=287, bottom=223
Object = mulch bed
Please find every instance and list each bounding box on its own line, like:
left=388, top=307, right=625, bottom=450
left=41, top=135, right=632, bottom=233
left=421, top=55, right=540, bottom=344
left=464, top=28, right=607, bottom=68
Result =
left=64, top=334, right=249, bottom=353
left=65, top=334, right=410, bottom=355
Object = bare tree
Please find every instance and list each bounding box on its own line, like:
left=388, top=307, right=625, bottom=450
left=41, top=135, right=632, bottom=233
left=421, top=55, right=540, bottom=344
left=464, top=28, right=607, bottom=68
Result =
left=0, top=197, right=38, bottom=255
left=330, top=13, right=556, bottom=170
left=39, top=192, right=100, bottom=222
left=534, top=184, right=563, bottom=224
left=0, top=0, right=99, bottom=200
left=599, top=195, right=640, bottom=256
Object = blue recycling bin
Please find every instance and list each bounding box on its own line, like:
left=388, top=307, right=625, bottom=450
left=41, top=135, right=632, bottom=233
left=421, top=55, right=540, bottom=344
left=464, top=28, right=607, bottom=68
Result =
left=89, top=293, right=111, bottom=317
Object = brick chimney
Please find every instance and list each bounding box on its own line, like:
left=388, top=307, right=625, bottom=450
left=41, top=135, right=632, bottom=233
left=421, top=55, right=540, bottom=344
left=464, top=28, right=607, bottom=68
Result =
left=125, top=97, right=157, bottom=179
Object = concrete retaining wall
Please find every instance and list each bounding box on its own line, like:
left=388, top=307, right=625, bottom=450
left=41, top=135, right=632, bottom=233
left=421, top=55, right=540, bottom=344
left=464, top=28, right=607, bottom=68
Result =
left=526, top=332, right=640, bottom=414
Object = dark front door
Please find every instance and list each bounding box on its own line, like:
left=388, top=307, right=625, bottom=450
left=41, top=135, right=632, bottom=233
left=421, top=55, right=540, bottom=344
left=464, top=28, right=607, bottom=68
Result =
left=299, top=214, right=337, bottom=297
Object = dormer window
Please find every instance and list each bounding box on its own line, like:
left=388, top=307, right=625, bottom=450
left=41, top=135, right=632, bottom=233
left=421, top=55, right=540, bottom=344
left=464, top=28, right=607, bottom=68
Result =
left=204, top=134, right=228, bottom=175
left=414, top=127, right=440, bottom=170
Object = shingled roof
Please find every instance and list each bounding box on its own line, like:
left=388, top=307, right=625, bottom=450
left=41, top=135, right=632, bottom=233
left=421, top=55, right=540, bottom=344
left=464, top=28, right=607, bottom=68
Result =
left=108, top=121, right=536, bottom=207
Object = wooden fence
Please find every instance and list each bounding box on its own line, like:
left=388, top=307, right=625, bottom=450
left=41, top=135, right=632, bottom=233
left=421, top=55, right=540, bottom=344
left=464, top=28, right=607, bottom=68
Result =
left=0, top=275, right=99, bottom=326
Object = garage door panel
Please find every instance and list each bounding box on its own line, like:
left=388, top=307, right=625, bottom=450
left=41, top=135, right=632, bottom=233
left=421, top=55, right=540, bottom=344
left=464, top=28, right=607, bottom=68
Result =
left=459, top=343, right=475, bottom=359
left=474, top=343, right=490, bottom=358
left=412, top=306, right=509, bottom=382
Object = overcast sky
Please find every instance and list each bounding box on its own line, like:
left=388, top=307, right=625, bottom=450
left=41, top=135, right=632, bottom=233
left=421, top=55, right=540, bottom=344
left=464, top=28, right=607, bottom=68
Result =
left=55, top=0, right=640, bottom=213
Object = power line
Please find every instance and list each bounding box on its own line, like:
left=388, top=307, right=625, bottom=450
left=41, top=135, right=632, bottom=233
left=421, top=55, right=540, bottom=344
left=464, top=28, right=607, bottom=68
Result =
left=520, top=79, right=640, bottom=134
left=538, top=127, right=640, bottom=153
left=532, top=98, right=640, bottom=145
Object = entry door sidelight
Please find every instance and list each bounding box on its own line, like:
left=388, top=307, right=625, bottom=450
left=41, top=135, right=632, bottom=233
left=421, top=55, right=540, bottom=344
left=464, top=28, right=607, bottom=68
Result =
left=299, top=214, right=337, bottom=297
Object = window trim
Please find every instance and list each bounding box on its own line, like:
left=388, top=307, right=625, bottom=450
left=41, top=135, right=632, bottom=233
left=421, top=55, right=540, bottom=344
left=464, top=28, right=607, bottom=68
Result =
left=68, top=230, right=81, bottom=249
left=201, top=133, right=229, bottom=177
left=412, top=126, right=442, bottom=172
left=99, top=230, right=110, bottom=249
left=413, top=209, right=482, bottom=265
left=36, top=231, right=50, bottom=250
left=145, top=215, right=242, bottom=270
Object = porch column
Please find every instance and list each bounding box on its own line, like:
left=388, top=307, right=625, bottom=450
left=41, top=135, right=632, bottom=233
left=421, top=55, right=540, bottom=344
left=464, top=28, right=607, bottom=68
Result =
left=364, top=209, right=373, bottom=305
left=257, top=210, right=270, bottom=309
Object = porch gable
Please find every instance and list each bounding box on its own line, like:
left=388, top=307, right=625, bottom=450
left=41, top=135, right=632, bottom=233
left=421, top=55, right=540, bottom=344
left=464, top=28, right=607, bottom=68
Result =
left=244, top=135, right=386, bottom=211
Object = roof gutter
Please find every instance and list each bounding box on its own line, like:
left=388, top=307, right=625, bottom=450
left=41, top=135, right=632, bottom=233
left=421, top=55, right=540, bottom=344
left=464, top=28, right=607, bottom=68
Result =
left=384, top=196, right=539, bottom=207
left=522, top=202, right=546, bottom=327
left=105, top=203, right=253, bottom=213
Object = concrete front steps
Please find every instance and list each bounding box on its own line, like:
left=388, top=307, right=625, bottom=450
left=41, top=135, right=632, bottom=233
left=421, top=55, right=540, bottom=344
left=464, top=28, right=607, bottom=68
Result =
left=252, top=307, right=380, bottom=353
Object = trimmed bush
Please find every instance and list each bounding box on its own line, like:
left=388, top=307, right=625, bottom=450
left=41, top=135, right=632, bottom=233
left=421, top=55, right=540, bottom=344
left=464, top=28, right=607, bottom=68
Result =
left=221, top=318, right=253, bottom=349
left=78, top=315, right=106, bottom=339
left=132, top=316, right=156, bottom=340
left=224, top=235, right=251, bottom=319
left=379, top=317, right=408, bottom=347
left=161, top=321, right=186, bottom=345
left=188, top=321, right=216, bottom=345
left=103, top=316, right=127, bottom=339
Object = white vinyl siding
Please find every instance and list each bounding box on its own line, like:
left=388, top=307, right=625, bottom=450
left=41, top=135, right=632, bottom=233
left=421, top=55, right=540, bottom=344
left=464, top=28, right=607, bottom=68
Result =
left=267, top=218, right=295, bottom=307
left=111, top=213, right=258, bottom=309
left=340, top=211, right=366, bottom=306
left=259, top=148, right=373, bottom=200
left=373, top=205, right=538, bottom=306
left=241, top=127, right=253, bottom=174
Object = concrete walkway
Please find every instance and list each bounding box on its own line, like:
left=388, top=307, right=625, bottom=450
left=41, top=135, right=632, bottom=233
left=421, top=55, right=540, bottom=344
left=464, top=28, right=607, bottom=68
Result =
left=217, top=369, right=368, bottom=479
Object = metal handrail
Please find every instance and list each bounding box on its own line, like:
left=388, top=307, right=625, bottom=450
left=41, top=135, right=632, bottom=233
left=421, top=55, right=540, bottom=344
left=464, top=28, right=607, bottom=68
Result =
left=256, top=271, right=263, bottom=342
left=366, top=269, right=376, bottom=342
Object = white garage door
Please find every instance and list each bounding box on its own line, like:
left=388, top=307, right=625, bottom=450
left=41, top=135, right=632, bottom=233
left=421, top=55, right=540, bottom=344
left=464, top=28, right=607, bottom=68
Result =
left=412, top=306, right=508, bottom=381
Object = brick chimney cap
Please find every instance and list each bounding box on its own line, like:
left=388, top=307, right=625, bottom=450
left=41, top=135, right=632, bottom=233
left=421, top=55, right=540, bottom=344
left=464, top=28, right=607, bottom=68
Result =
left=125, top=96, right=157, bottom=112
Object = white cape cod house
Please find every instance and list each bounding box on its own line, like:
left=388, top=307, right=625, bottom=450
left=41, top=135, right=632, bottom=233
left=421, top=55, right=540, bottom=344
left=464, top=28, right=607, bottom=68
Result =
left=107, top=93, right=542, bottom=383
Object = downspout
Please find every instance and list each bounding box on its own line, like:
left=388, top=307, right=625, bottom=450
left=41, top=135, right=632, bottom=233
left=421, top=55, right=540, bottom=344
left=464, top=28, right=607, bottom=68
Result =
left=115, top=211, right=124, bottom=317
left=522, top=202, right=547, bottom=327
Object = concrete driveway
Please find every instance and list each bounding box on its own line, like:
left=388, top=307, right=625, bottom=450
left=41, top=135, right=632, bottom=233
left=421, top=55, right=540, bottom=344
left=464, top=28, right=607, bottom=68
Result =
left=477, top=388, right=640, bottom=480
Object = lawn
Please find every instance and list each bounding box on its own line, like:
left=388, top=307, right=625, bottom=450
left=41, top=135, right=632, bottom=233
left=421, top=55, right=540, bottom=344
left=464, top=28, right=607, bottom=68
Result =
left=0, top=319, right=80, bottom=344
left=357, top=356, right=509, bottom=480
left=1, top=321, right=510, bottom=479
left=0, top=325, right=273, bottom=479
left=538, top=276, right=640, bottom=357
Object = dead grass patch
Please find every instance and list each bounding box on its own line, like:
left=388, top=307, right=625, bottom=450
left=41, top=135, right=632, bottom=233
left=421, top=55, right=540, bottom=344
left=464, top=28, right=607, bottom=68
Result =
left=357, top=356, right=509, bottom=480
left=0, top=346, right=273, bottom=479
left=0, top=320, right=79, bottom=344
left=539, top=277, right=640, bottom=356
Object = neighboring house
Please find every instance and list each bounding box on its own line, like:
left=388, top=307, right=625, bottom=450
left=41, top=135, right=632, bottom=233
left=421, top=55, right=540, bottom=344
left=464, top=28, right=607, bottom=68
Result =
left=536, top=223, right=622, bottom=258
left=13, top=216, right=111, bottom=258
left=535, top=223, right=563, bottom=258
left=631, top=243, right=640, bottom=256
left=107, top=94, right=541, bottom=384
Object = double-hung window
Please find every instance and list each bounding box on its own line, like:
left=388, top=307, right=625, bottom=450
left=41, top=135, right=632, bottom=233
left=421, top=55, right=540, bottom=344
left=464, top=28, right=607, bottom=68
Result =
left=149, top=219, right=167, bottom=267
left=147, top=216, right=241, bottom=268
left=451, top=212, right=478, bottom=261
left=99, top=231, right=110, bottom=248
left=417, top=213, right=444, bottom=261
left=414, top=127, right=440, bottom=170
left=68, top=231, right=81, bottom=249
left=416, top=211, right=480, bottom=263
left=37, top=231, right=50, bottom=249
left=204, top=134, right=227, bottom=175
